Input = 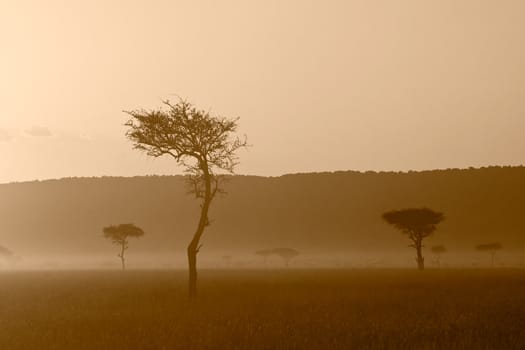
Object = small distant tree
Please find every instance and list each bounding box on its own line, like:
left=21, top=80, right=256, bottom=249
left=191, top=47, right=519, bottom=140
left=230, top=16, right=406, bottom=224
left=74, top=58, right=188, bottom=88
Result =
left=431, top=245, right=447, bottom=267
left=125, top=99, right=248, bottom=298
left=475, top=242, right=502, bottom=267
left=0, top=246, right=14, bottom=267
left=255, top=249, right=273, bottom=265
left=272, top=248, right=299, bottom=267
left=102, top=224, right=144, bottom=270
left=382, top=208, right=444, bottom=270
left=222, top=255, right=232, bottom=268
left=0, top=245, right=13, bottom=259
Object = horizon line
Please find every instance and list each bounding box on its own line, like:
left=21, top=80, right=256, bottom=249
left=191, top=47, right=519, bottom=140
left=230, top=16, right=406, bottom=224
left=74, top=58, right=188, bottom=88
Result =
left=2, top=164, right=524, bottom=186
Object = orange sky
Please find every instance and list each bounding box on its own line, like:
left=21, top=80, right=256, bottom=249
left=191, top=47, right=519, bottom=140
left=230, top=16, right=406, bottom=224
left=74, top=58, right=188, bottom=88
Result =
left=1, top=0, right=524, bottom=183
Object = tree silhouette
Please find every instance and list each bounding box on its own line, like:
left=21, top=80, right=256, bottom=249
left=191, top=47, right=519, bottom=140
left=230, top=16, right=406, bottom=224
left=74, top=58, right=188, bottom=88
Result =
left=222, top=255, right=232, bottom=268
left=272, top=248, right=299, bottom=267
left=125, top=99, right=247, bottom=298
left=255, top=249, right=273, bottom=265
left=0, top=245, right=14, bottom=267
left=0, top=245, right=13, bottom=258
left=382, top=208, right=444, bottom=270
left=475, top=242, right=502, bottom=267
left=102, top=224, right=144, bottom=270
left=431, top=245, right=447, bottom=267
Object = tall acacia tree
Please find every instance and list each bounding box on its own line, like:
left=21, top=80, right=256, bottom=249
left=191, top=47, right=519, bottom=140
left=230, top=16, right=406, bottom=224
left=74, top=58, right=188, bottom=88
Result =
left=125, top=99, right=247, bottom=298
left=382, top=208, right=444, bottom=270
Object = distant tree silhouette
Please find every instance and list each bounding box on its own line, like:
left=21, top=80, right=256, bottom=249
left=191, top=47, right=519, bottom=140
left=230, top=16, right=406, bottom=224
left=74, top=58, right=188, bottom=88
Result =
left=125, top=99, right=247, bottom=298
left=0, top=245, right=13, bottom=258
left=382, top=208, right=444, bottom=270
left=0, top=246, right=14, bottom=267
left=272, top=248, right=299, bottom=267
left=431, top=245, right=447, bottom=267
left=222, top=255, right=232, bottom=268
left=102, top=224, right=144, bottom=270
left=475, top=243, right=502, bottom=267
left=255, top=249, right=273, bottom=265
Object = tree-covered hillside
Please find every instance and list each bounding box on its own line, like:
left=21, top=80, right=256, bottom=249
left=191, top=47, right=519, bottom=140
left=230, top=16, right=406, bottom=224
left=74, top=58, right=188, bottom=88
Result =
left=1, top=166, right=524, bottom=258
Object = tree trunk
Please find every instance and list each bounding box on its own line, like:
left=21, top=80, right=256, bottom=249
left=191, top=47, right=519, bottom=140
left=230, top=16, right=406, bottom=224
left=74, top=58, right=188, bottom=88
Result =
left=415, top=242, right=424, bottom=270
left=187, top=244, right=198, bottom=297
left=187, top=167, right=212, bottom=299
left=120, top=241, right=126, bottom=271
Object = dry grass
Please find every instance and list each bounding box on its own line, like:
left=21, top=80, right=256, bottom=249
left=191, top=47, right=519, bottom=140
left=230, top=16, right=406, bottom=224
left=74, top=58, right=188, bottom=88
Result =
left=1, top=269, right=525, bottom=349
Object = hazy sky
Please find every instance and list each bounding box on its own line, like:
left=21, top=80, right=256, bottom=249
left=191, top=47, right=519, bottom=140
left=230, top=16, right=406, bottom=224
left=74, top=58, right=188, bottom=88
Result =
left=1, top=0, right=524, bottom=183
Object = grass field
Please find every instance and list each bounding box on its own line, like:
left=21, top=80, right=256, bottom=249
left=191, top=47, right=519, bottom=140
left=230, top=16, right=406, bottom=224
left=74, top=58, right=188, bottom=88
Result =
left=1, top=269, right=525, bottom=349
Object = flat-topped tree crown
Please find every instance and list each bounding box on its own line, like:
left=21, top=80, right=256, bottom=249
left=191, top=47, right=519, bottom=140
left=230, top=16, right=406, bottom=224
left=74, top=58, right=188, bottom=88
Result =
left=475, top=243, right=502, bottom=252
left=255, top=249, right=273, bottom=257
left=382, top=208, right=444, bottom=238
left=103, top=224, right=144, bottom=243
left=431, top=245, right=447, bottom=254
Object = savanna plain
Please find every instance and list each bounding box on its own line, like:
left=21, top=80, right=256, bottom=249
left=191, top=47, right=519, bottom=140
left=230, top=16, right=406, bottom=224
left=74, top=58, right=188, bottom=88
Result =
left=1, top=269, right=524, bottom=350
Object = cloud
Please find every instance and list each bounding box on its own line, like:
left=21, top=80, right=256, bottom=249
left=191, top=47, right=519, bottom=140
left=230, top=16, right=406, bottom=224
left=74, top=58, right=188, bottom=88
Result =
left=78, top=133, right=93, bottom=141
left=0, top=129, right=13, bottom=142
left=24, top=126, right=52, bottom=137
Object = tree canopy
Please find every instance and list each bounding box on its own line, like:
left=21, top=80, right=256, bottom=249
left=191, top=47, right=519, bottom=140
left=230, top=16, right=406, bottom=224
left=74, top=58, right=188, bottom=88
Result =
left=255, top=249, right=274, bottom=257
left=125, top=99, right=247, bottom=199
left=271, top=248, right=299, bottom=258
left=103, top=224, right=144, bottom=244
left=475, top=243, right=502, bottom=252
left=431, top=245, right=447, bottom=254
left=382, top=208, right=444, bottom=243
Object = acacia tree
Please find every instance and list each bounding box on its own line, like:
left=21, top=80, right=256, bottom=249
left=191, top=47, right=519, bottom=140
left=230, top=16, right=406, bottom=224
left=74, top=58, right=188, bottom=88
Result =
left=125, top=99, right=247, bottom=298
left=0, top=245, right=13, bottom=259
left=255, top=249, right=273, bottom=265
left=222, top=255, right=233, bottom=268
left=476, top=242, right=502, bottom=267
left=382, top=208, right=444, bottom=270
left=0, top=245, right=14, bottom=267
left=431, top=245, right=447, bottom=267
left=103, top=224, right=144, bottom=270
left=272, top=248, right=299, bottom=267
